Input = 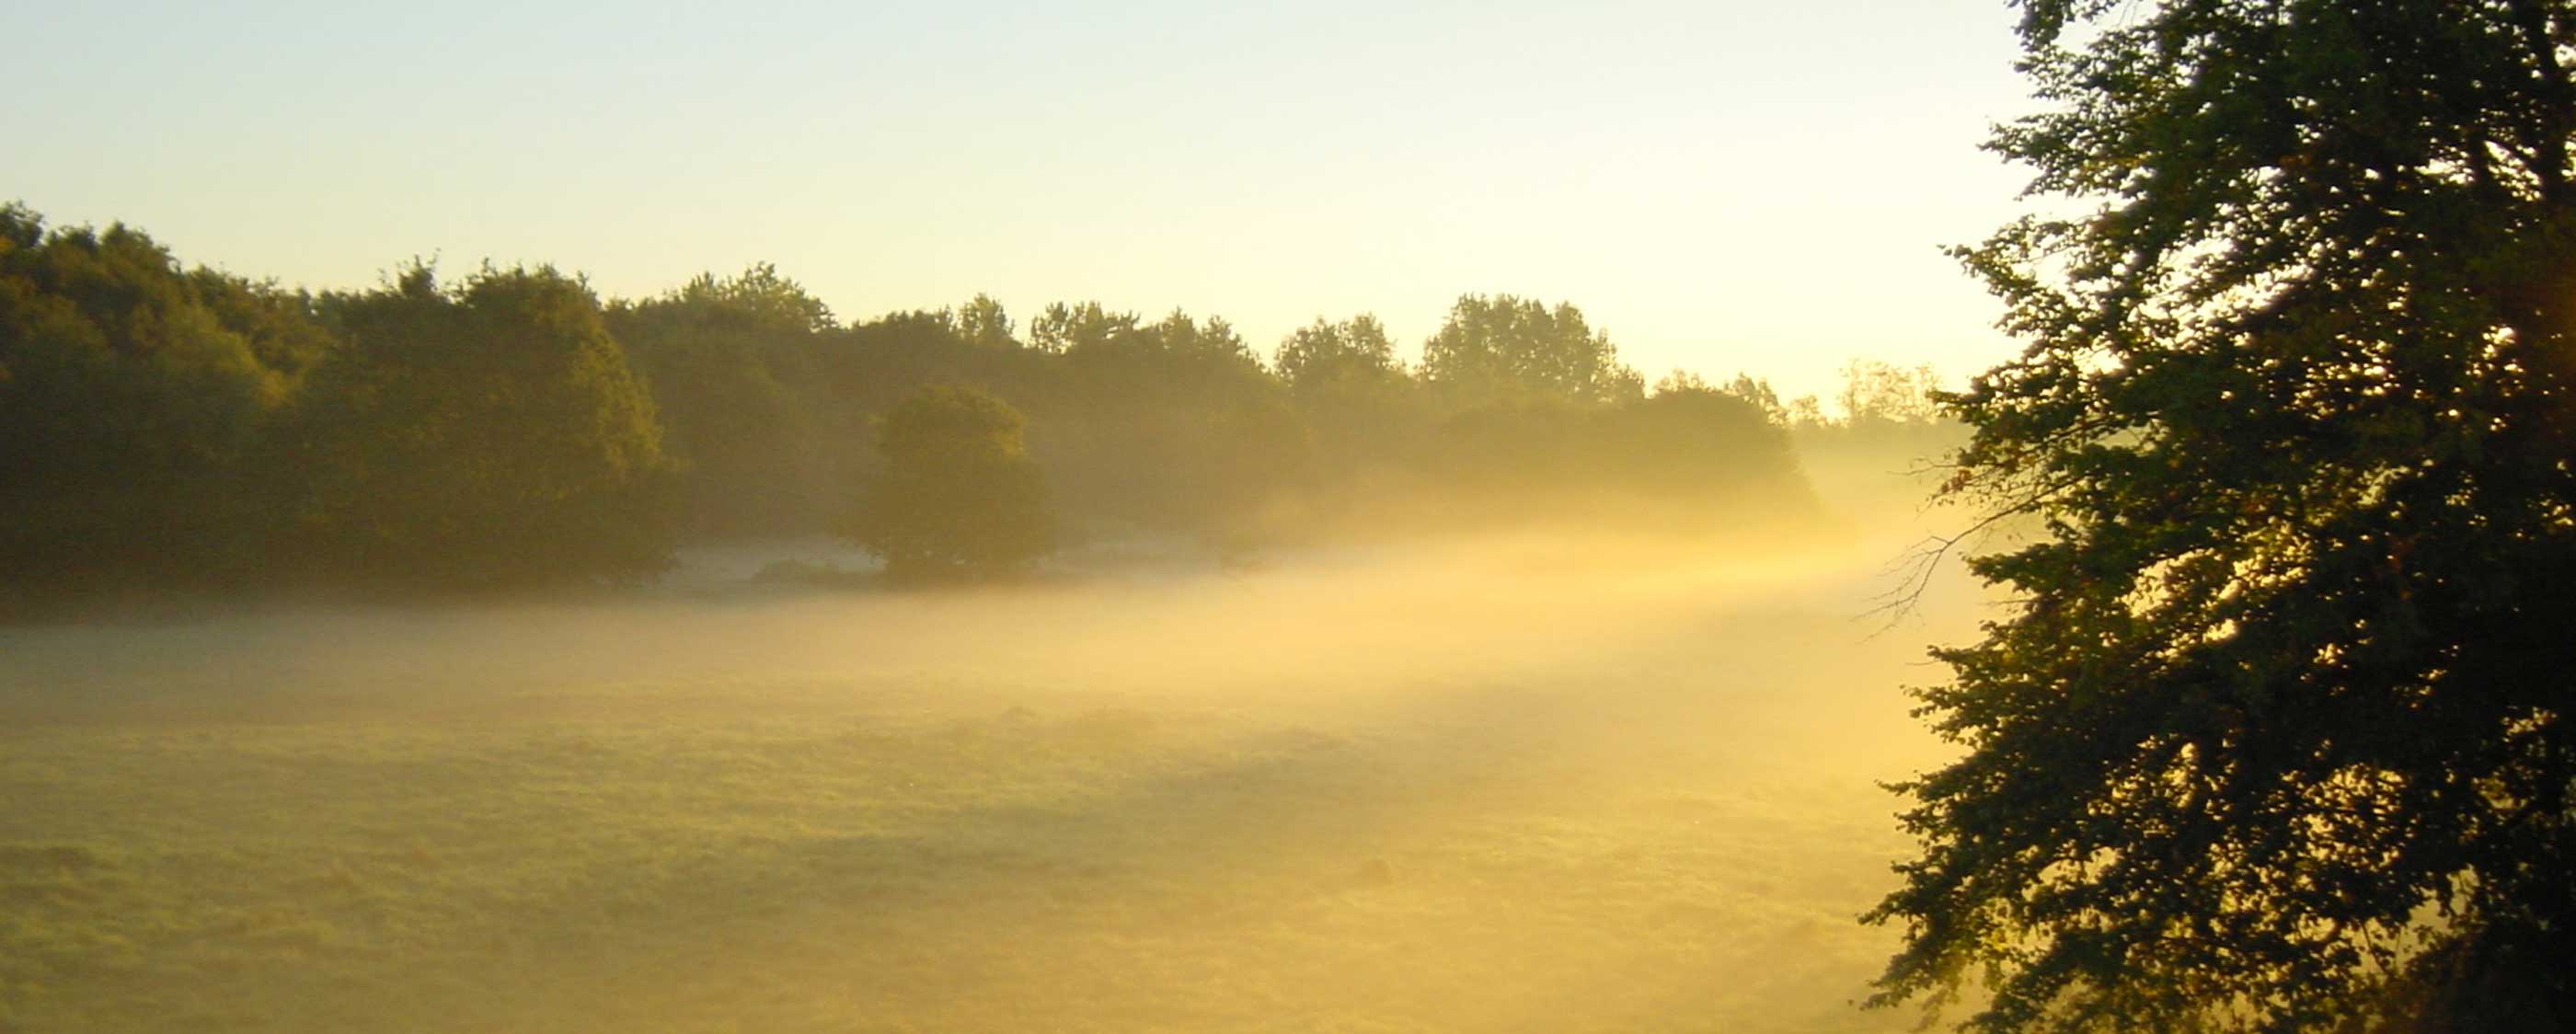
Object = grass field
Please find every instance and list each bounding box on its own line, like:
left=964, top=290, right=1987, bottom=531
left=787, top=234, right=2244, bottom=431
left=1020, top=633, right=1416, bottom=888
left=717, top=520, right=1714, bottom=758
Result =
left=0, top=536, right=1980, bottom=1033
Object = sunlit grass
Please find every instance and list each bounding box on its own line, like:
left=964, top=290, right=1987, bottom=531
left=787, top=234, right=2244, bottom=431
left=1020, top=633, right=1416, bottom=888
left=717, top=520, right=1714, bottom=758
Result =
left=0, top=540, right=1972, bottom=1033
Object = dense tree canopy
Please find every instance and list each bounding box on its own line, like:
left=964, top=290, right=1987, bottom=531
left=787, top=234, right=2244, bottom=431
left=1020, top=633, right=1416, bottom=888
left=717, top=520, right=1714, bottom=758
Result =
left=1869, top=3, right=2576, bottom=1032
left=0, top=201, right=1871, bottom=604
left=1275, top=315, right=1403, bottom=395
left=1274, top=316, right=1420, bottom=494
left=845, top=385, right=1052, bottom=580
left=954, top=293, right=1015, bottom=350
left=1418, top=293, right=1643, bottom=405
left=608, top=265, right=846, bottom=534
left=296, top=264, right=673, bottom=588
left=0, top=206, right=303, bottom=595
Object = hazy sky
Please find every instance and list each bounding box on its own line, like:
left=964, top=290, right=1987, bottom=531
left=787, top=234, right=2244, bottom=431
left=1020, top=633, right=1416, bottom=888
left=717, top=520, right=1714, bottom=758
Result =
left=9, top=0, right=2038, bottom=402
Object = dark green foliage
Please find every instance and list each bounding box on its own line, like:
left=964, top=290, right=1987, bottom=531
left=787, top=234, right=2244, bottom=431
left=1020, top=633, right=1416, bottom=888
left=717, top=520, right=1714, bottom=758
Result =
left=1869, top=3, right=2576, bottom=1032
left=845, top=385, right=1052, bottom=580
left=0, top=200, right=1829, bottom=603
left=0, top=206, right=302, bottom=598
left=0, top=209, right=674, bottom=601
left=607, top=265, right=846, bottom=534
left=293, top=263, right=673, bottom=589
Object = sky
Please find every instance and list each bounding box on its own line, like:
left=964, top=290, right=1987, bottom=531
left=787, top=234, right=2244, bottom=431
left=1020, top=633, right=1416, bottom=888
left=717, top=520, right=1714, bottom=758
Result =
left=7, top=0, right=2040, bottom=404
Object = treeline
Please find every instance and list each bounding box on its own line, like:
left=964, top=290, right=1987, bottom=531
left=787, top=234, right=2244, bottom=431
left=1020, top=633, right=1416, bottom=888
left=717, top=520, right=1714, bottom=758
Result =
left=0, top=203, right=1942, bottom=603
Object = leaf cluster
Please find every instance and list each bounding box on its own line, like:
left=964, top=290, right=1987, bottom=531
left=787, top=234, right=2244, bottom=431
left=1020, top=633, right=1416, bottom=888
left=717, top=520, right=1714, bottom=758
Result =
left=1871, top=3, right=2576, bottom=1031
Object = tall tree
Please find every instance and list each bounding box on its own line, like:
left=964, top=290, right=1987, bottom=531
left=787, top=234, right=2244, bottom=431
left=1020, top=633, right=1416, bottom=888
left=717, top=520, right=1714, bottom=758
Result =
left=1417, top=293, right=1642, bottom=405
left=298, top=263, right=672, bottom=588
left=659, top=261, right=836, bottom=334
left=609, top=264, right=841, bottom=534
left=1276, top=315, right=1403, bottom=394
left=1869, top=3, right=2576, bottom=1033
left=955, top=293, right=1017, bottom=350
left=0, top=206, right=305, bottom=596
left=1276, top=315, right=1416, bottom=483
left=1027, top=300, right=1136, bottom=354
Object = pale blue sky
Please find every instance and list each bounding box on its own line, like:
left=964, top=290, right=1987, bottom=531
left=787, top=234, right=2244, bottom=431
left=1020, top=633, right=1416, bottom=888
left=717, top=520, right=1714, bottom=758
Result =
left=8, top=0, right=2037, bottom=402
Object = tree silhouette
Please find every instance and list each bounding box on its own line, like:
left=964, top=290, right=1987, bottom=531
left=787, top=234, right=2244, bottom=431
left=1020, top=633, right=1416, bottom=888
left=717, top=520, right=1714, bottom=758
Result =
left=0, top=196, right=1836, bottom=600
left=0, top=206, right=305, bottom=596
left=1418, top=293, right=1642, bottom=405
left=608, top=264, right=842, bottom=534
left=1869, top=4, right=2576, bottom=1032
left=297, top=263, right=673, bottom=588
left=845, top=385, right=1052, bottom=581
left=1276, top=315, right=1402, bottom=394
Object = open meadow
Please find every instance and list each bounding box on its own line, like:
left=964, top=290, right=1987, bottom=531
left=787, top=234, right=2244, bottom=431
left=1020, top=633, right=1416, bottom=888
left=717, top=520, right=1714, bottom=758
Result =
left=0, top=531, right=1986, bottom=1033
left=11, top=2, right=2563, bottom=1028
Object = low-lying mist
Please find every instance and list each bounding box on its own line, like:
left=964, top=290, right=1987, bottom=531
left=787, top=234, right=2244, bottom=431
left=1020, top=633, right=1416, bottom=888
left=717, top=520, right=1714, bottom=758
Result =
left=0, top=517, right=1992, bottom=1033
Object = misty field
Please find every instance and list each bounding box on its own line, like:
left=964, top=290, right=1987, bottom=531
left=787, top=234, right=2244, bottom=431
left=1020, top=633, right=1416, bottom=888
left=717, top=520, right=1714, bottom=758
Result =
left=0, top=537, right=1979, bottom=1033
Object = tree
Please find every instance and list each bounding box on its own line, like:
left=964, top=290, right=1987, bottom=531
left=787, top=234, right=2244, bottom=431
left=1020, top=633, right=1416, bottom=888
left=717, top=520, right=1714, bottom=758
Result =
left=1869, top=4, right=2576, bottom=1033
left=955, top=293, right=1016, bottom=350
left=1598, top=379, right=1810, bottom=519
left=1417, top=293, right=1643, bottom=405
left=1717, top=373, right=1785, bottom=426
left=608, top=264, right=841, bottom=534
left=297, top=263, right=672, bottom=588
left=658, top=261, right=836, bottom=334
left=1059, top=306, right=1262, bottom=377
left=1276, top=315, right=1402, bottom=393
left=1276, top=315, right=1418, bottom=491
left=0, top=205, right=305, bottom=597
left=845, top=385, right=1052, bottom=580
left=1028, top=300, right=1136, bottom=354
left=1031, top=304, right=1297, bottom=539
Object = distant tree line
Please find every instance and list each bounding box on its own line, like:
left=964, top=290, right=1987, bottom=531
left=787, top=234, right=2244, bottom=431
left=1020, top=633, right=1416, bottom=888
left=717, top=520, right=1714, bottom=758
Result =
left=0, top=202, right=1943, bottom=602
